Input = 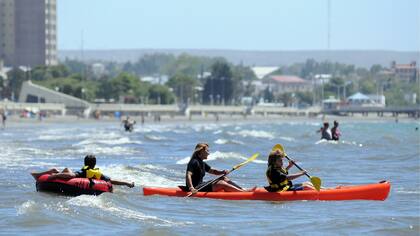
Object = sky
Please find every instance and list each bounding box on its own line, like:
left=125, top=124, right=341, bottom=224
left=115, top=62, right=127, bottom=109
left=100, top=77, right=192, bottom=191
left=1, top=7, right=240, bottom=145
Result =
left=57, top=0, right=420, bottom=51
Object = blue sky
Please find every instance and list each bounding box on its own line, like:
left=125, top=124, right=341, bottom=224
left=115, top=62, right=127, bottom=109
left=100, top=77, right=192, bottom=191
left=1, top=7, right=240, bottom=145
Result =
left=58, top=0, right=420, bottom=51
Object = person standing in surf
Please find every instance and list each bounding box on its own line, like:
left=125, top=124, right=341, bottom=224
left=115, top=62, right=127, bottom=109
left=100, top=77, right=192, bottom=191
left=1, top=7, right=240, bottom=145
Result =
left=317, top=122, right=332, bottom=140
left=185, top=143, right=254, bottom=193
left=331, top=120, right=341, bottom=141
left=1, top=110, right=6, bottom=129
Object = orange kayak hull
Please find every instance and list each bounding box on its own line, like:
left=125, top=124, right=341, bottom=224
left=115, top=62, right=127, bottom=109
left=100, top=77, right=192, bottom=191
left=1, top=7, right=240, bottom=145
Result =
left=143, top=181, right=390, bottom=201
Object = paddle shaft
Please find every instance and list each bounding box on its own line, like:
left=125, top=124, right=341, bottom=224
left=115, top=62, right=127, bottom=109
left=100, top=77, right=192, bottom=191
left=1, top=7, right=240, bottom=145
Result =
left=185, top=170, right=229, bottom=197
left=284, top=155, right=311, bottom=179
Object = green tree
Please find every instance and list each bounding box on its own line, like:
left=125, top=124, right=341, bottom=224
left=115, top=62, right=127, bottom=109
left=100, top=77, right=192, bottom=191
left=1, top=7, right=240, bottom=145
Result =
left=108, top=73, right=149, bottom=103
left=296, top=91, right=313, bottom=105
left=203, top=61, right=234, bottom=104
left=359, top=78, right=376, bottom=94
left=279, top=92, right=293, bottom=107
left=7, top=68, right=27, bottom=100
left=166, top=74, right=197, bottom=104
left=148, top=84, right=175, bottom=104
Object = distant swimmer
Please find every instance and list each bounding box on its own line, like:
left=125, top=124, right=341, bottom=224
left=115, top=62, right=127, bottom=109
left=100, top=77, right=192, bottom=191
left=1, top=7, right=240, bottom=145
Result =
left=122, top=116, right=136, bottom=132
left=317, top=122, right=332, bottom=140
left=331, top=120, right=341, bottom=141
left=31, top=154, right=135, bottom=188
left=1, top=110, right=6, bottom=129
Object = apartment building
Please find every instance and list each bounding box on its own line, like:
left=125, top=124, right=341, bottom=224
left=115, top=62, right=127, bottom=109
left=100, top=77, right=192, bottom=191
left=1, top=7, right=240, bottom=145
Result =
left=0, top=0, right=57, bottom=68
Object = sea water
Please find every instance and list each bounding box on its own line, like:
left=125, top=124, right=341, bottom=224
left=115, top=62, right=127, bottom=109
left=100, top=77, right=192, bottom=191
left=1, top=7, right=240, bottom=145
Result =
left=0, top=120, right=419, bottom=235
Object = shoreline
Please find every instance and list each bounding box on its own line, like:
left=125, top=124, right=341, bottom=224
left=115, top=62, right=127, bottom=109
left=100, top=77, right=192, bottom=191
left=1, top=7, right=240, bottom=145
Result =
left=2, top=113, right=416, bottom=126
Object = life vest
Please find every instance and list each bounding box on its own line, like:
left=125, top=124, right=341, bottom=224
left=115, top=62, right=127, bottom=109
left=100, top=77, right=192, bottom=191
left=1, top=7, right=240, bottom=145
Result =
left=266, top=165, right=290, bottom=192
left=82, top=166, right=102, bottom=180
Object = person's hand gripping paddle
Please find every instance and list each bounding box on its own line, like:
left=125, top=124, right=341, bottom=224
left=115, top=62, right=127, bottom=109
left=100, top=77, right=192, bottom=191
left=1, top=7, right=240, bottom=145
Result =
left=186, top=153, right=259, bottom=197
left=272, top=144, right=321, bottom=191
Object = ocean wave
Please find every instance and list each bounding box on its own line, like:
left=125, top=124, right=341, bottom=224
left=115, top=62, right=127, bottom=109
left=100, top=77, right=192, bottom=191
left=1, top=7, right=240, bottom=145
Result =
left=16, top=200, right=38, bottom=215
left=101, top=164, right=182, bottom=188
left=66, top=195, right=172, bottom=224
left=227, top=130, right=275, bottom=139
left=73, top=137, right=142, bottom=146
left=70, top=145, right=136, bottom=155
left=214, top=139, right=244, bottom=145
left=277, top=136, right=296, bottom=142
left=144, top=134, right=168, bottom=141
left=315, top=139, right=363, bottom=147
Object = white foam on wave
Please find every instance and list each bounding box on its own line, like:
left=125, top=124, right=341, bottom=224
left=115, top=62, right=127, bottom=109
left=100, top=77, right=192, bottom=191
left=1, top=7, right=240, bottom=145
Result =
left=192, top=124, right=221, bottom=132
left=71, top=145, right=136, bottom=155
left=228, top=130, right=275, bottom=139
left=278, top=136, right=296, bottom=142
left=73, top=137, right=142, bottom=146
left=100, top=164, right=182, bottom=188
left=16, top=147, right=55, bottom=156
left=37, top=130, right=124, bottom=142
left=16, top=200, right=38, bottom=215
left=66, top=195, right=170, bottom=223
left=0, top=145, right=61, bottom=169
left=214, top=139, right=244, bottom=145
left=315, top=139, right=363, bottom=147
left=176, top=156, right=191, bottom=165
left=18, top=200, right=72, bottom=216
left=394, top=187, right=420, bottom=194
left=144, top=134, right=168, bottom=141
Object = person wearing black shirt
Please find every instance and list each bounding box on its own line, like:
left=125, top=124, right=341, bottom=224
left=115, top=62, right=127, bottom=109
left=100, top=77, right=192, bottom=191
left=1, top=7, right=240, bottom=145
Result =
left=185, top=143, right=251, bottom=193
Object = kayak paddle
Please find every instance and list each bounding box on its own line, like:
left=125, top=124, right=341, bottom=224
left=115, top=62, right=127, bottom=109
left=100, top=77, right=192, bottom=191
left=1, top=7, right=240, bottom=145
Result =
left=272, top=144, right=321, bottom=191
left=186, top=153, right=260, bottom=197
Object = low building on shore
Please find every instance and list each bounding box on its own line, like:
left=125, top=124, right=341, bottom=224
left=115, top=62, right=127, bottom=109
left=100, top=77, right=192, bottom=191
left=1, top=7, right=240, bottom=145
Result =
left=264, top=75, right=313, bottom=94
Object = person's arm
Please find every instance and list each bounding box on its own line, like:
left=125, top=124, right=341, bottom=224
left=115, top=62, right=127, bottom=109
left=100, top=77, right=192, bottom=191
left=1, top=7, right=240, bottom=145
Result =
left=208, top=168, right=227, bottom=175
left=286, top=171, right=306, bottom=181
left=110, top=179, right=134, bottom=188
left=186, top=171, right=196, bottom=192
left=286, top=159, right=294, bottom=170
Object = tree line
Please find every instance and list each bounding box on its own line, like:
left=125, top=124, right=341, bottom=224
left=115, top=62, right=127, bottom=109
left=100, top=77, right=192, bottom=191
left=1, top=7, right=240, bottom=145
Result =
left=0, top=54, right=418, bottom=106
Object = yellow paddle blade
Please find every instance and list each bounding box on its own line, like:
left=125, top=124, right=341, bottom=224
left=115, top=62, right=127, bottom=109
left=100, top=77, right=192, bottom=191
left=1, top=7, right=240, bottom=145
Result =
left=310, top=176, right=322, bottom=191
left=272, top=144, right=287, bottom=156
left=233, top=153, right=259, bottom=170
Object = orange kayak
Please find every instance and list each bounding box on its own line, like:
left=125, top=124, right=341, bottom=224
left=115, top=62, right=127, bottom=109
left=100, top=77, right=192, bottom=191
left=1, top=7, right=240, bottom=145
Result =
left=143, top=181, right=390, bottom=201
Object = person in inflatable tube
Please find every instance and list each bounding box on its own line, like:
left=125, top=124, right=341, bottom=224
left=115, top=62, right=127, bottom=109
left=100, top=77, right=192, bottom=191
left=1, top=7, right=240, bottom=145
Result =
left=31, top=155, right=135, bottom=188
left=185, top=143, right=256, bottom=193
left=265, top=149, right=315, bottom=192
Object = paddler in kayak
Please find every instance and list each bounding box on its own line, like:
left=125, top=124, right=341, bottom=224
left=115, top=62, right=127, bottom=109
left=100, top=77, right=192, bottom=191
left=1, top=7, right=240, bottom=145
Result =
left=31, top=154, right=135, bottom=188
left=185, top=143, right=254, bottom=193
left=265, top=149, right=315, bottom=192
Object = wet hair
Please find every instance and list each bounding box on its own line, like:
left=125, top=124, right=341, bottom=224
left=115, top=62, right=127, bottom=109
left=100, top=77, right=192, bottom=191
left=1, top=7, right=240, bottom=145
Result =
left=334, top=120, right=339, bottom=126
left=84, top=154, right=96, bottom=169
left=323, top=122, right=329, bottom=127
left=191, top=143, right=209, bottom=160
left=267, top=150, right=284, bottom=166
